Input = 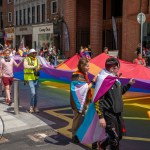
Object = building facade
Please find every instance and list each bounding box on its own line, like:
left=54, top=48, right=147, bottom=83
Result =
left=1, top=0, right=150, bottom=62
left=14, top=0, right=52, bottom=50
left=13, top=0, right=64, bottom=52
left=0, top=0, right=14, bottom=47
left=63, top=0, right=150, bottom=61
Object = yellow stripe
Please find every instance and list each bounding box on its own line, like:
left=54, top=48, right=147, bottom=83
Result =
left=123, top=117, right=150, bottom=120
left=124, top=96, right=150, bottom=101
left=123, top=136, right=150, bottom=142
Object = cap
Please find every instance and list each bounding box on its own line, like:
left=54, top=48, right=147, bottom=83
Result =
left=28, top=49, right=37, bottom=54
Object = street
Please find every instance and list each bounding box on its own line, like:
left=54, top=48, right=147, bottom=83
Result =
left=0, top=80, right=150, bottom=150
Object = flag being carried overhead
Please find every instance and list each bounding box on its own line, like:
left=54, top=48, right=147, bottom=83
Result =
left=19, top=37, right=25, bottom=50
left=18, top=37, right=25, bottom=56
left=112, top=16, right=118, bottom=50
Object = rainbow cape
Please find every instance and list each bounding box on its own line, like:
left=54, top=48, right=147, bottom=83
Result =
left=76, top=69, right=117, bottom=144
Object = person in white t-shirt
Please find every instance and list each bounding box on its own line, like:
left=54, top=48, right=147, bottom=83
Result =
left=0, top=49, right=23, bottom=106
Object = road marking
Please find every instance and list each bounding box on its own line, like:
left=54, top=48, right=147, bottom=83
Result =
left=124, top=103, right=150, bottom=109
left=44, top=107, right=150, bottom=143
left=123, top=136, right=150, bottom=142
left=44, top=109, right=72, bottom=138
left=123, top=117, right=150, bottom=120
left=46, top=86, right=57, bottom=89
left=124, top=96, right=150, bottom=101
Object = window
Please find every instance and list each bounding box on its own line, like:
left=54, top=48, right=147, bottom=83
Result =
left=27, top=7, right=30, bottom=24
left=23, top=9, right=26, bottom=24
left=42, top=4, right=45, bottom=22
left=51, top=1, right=57, bottom=14
left=16, top=11, right=18, bottom=25
left=111, top=0, right=123, bottom=17
left=32, top=6, right=35, bottom=24
left=8, top=0, right=12, bottom=4
left=0, top=12, right=3, bottom=29
left=8, top=12, right=12, bottom=22
left=37, top=5, right=40, bottom=23
left=0, top=0, right=2, bottom=6
left=19, top=10, right=22, bottom=25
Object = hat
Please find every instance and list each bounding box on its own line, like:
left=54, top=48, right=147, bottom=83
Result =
left=28, top=49, right=37, bottom=54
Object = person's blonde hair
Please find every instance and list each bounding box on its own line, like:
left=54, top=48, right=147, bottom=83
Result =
left=77, top=58, right=89, bottom=73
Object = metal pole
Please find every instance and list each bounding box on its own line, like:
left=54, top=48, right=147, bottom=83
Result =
left=141, top=22, right=143, bottom=55
left=140, top=0, right=142, bottom=54
left=14, top=79, right=19, bottom=115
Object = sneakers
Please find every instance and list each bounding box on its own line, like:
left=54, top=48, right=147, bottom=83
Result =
left=92, top=142, right=98, bottom=150
left=29, top=106, right=39, bottom=113
left=72, top=135, right=80, bottom=143
left=34, top=107, right=39, bottom=113
left=29, top=106, right=34, bottom=113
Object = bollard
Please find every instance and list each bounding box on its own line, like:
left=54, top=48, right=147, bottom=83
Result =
left=13, top=78, right=19, bottom=115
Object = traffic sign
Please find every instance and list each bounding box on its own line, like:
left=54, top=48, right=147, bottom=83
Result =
left=137, top=12, right=146, bottom=24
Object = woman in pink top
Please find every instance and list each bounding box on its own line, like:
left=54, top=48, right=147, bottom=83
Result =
left=0, top=49, right=23, bottom=106
left=133, top=53, right=146, bottom=67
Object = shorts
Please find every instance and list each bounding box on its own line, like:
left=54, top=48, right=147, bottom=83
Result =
left=2, top=77, right=14, bottom=86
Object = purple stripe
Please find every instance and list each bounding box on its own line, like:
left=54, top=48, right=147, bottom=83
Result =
left=94, top=76, right=116, bottom=103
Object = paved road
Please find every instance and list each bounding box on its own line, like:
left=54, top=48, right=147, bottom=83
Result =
left=0, top=80, right=149, bottom=150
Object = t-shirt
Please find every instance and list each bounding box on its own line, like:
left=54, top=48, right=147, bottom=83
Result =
left=0, top=58, right=17, bottom=77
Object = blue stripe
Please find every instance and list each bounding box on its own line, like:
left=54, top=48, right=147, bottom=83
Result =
left=70, top=81, right=87, bottom=111
left=76, top=103, right=96, bottom=141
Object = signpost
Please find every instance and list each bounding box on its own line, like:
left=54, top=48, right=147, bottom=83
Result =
left=137, top=12, right=146, bottom=54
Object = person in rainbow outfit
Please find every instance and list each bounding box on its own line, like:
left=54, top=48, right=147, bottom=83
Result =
left=76, top=57, right=135, bottom=150
left=70, top=58, right=97, bottom=143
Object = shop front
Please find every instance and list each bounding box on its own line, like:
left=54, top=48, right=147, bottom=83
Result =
left=32, top=23, right=53, bottom=51
left=15, top=26, right=32, bottom=50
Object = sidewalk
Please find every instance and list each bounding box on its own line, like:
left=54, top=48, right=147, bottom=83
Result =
left=0, top=97, right=55, bottom=134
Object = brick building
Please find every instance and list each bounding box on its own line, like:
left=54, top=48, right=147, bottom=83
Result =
left=0, top=0, right=14, bottom=47
left=0, top=0, right=150, bottom=62
left=63, top=0, right=150, bottom=62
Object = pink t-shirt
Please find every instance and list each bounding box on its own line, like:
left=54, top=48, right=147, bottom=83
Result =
left=0, top=58, right=17, bottom=77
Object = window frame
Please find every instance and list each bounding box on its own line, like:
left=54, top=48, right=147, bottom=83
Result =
left=8, top=0, right=12, bottom=4
left=51, top=0, right=58, bottom=14
left=8, top=12, right=12, bottom=22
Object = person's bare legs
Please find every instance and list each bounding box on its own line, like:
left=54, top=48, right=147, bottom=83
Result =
left=5, top=85, right=12, bottom=105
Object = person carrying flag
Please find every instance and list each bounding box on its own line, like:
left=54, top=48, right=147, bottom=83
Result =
left=76, top=57, right=135, bottom=150
left=70, top=58, right=97, bottom=143
left=24, top=49, right=42, bottom=113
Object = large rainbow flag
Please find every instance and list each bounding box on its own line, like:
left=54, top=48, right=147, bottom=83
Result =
left=13, top=54, right=150, bottom=93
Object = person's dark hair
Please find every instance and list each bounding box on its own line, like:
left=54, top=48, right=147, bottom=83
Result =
left=105, top=57, right=120, bottom=70
left=136, top=50, right=141, bottom=56
left=78, top=58, right=89, bottom=73
left=103, top=47, right=108, bottom=51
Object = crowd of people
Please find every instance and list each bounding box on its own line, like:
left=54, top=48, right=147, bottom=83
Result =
left=0, top=44, right=42, bottom=113
left=1, top=42, right=149, bottom=150
left=39, top=45, right=59, bottom=66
